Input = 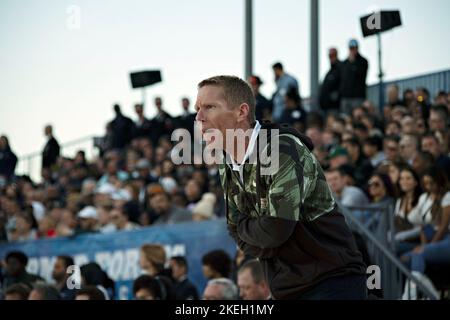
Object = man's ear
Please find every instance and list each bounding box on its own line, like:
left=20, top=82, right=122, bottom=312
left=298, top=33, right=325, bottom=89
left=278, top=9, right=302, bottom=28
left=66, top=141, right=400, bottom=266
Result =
left=237, top=103, right=250, bottom=123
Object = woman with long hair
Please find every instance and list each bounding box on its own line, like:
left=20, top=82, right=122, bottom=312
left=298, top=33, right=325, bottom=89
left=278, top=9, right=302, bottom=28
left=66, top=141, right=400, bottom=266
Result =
left=393, top=166, right=423, bottom=254
left=400, top=167, right=450, bottom=273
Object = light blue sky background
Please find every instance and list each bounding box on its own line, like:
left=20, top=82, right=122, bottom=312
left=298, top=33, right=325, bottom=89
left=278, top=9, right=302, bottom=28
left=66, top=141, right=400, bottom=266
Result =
left=1, top=0, right=449, bottom=165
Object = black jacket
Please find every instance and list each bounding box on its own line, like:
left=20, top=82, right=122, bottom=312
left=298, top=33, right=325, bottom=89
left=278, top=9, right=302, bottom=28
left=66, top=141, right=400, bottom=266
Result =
left=173, top=278, right=199, bottom=300
left=0, top=146, right=17, bottom=179
left=229, top=208, right=366, bottom=300
left=339, top=53, right=368, bottom=99
left=42, top=136, right=60, bottom=168
left=319, top=61, right=341, bottom=110
left=255, top=93, right=273, bottom=122
left=110, top=114, right=135, bottom=149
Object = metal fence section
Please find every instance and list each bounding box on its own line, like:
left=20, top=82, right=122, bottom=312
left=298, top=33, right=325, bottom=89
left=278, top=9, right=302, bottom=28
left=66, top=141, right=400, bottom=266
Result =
left=367, top=69, right=450, bottom=109
left=340, top=201, right=439, bottom=300
left=16, top=135, right=97, bottom=182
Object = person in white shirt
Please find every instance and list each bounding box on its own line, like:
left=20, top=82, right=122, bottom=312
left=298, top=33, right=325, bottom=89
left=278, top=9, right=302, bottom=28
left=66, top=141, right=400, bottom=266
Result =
left=394, top=166, right=423, bottom=254
left=400, top=167, right=450, bottom=273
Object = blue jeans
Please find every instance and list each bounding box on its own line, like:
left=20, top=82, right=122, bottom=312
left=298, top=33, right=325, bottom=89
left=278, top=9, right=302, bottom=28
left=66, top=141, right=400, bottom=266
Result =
left=299, top=274, right=368, bottom=300
left=402, top=234, right=450, bottom=273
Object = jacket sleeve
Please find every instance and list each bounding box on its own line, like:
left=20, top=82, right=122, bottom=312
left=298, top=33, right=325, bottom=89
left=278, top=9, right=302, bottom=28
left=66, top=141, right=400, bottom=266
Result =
left=236, top=213, right=297, bottom=249
left=227, top=224, right=279, bottom=259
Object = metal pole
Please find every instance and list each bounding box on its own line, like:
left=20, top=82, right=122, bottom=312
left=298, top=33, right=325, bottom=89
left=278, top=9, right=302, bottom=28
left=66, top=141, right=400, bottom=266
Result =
left=244, top=0, right=253, bottom=79
left=310, top=0, right=319, bottom=111
left=141, top=88, right=146, bottom=107
left=377, top=32, right=384, bottom=113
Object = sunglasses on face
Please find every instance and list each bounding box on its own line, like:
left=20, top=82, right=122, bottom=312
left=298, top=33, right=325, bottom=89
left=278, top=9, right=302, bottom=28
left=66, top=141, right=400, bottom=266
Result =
left=368, top=180, right=381, bottom=187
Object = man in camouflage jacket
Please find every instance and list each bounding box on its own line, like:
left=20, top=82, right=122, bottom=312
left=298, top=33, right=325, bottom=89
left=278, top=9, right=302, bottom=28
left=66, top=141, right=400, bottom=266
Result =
left=195, top=75, right=367, bottom=300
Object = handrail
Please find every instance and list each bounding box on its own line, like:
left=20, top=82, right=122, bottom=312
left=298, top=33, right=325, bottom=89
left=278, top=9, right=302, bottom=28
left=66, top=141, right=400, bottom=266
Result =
left=337, top=200, right=439, bottom=300
left=18, top=134, right=96, bottom=160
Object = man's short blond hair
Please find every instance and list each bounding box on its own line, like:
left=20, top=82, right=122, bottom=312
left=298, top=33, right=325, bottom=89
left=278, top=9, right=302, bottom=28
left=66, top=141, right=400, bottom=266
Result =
left=198, top=75, right=256, bottom=123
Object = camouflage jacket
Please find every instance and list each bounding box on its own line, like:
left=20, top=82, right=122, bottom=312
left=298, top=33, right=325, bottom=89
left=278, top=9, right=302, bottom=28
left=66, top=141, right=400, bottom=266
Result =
left=219, top=132, right=337, bottom=225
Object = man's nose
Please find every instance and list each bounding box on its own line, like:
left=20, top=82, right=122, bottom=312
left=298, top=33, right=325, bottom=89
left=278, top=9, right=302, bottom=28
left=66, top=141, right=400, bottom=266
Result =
left=195, top=109, right=204, bottom=122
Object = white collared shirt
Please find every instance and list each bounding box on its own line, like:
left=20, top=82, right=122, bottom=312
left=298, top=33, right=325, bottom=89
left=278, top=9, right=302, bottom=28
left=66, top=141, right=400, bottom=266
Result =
left=228, top=120, right=261, bottom=183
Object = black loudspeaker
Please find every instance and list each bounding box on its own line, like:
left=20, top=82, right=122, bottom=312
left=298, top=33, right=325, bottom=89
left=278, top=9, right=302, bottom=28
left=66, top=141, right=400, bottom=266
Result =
left=360, top=10, right=402, bottom=37
left=130, top=70, right=162, bottom=88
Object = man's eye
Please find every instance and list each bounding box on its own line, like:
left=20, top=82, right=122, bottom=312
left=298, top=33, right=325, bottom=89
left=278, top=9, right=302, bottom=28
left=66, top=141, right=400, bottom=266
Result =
left=206, top=105, right=214, bottom=109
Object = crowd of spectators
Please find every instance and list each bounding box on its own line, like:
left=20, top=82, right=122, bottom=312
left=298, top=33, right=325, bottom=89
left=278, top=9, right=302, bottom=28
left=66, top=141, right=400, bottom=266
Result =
left=1, top=38, right=450, bottom=299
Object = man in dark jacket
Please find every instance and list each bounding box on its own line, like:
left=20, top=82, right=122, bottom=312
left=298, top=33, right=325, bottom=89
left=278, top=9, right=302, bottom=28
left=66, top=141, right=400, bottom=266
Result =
left=0, top=135, right=18, bottom=180
left=42, top=125, right=60, bottom=169
left=195, top=75, right=367, bottom=300
left=248, top=75, right=272, bottom=122
left=169, top=256, right=199, bottom=300
left=339, top=39, right=368, bottom=115
left=319, top=48, right=341, bottom=114
left=174, top=97, right=196, bottom=137
left=109, top=104, right=135, bottom=150
left=2, top=251, right=44, bottom=292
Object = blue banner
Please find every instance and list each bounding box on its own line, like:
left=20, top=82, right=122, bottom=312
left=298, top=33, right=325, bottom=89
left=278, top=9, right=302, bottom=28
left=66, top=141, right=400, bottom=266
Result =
left=0, top=218, right=237, bottom=300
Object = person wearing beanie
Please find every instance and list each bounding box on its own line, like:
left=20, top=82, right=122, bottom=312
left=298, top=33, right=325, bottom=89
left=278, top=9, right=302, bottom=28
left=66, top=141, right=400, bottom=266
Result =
left=192, top=193, right=217, bottom=221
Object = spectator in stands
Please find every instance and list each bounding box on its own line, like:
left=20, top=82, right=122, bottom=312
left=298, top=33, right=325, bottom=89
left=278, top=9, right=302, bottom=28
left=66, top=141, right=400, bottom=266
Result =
left=367, top=173, right=395, bottom=205
left=76, top=206, right=99, bottom=234
left=342, top=135, right=373, bottom=187
left=110, top=206, right=140, bottom=231
left=151, top=97, right=174, bottom=146
left=191, top=192, right=217, bottom=221
left=74, top=286, right=106, bottom=300
left=362, top=136, right=386, bottom=168
left=412, top=151, right=435, bottom=177
left=169, top=256, right=199, bottom=300
left=8, top=212, right=38, bottom=242
left=399, top=134, right=419, bottom=165
left=319, top=47, right=341, bottom=114
left=280, top=87, right=307, bottom=133
left=401, top=167, right=450, bottom=273
left=133, top=103, right=152, bottom=139
left=403, top=88, right=415, bottom=108
left=109, top=104, right=135, bottom=150
left=0, top=135, right=18, bottom=181
left=42, top=124, right=60, bottom=170
left=428, top=105, right=448, bottom=133
left=139, top=244, right=170, bottom=278
left=133, top=275, right=173, bottom=300
left=325, top=168, right=369, bottom=207
left=37, top=215, right=57, bottom=239
left=184, top=179, right=202, bottom=212
left=4, top=283, right=31, bottom=300
left=51, top=255, right=76, bottom=300
left=421, top=133, right=450, bottom=180
left=149, top=191, right=191, bottom=225
left=386, top=84, right=404, bottom=108
left=339, top=39, right=368, bottom=115
left=237, top=259, right=270, bottom=300
left=97, top=158, right=129, bottom=187
left=174, top=97, right=196, bottom=137
left=383, top=135, right=400, bottom=162
left=394, top=167, right=423, bottom=254
left=201, top=249, right=232, bottom=280
left=28, top=282, right=61, bottom=300
left=80, top=262, right=115, bottom=299
left=327, top=146, right=350, bottom=169
left=248, top=75, right=272, bottom=121
left=56, top=208, right=77, bottom=237
left=271, top=62, right=299, bottom=123
left=384, top=121, right=401, bottom=137
left=203, top=278, right=238, bottom=300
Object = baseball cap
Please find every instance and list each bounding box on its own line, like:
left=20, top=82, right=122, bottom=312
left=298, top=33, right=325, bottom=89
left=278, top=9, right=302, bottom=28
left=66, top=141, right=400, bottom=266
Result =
left=78, top=206, right=98, bottom=219
left=248, top=75, right=263, bottom=86
left=349, top=39, right=359, bottom=48
left=327, top=146, right=349, bottom=160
